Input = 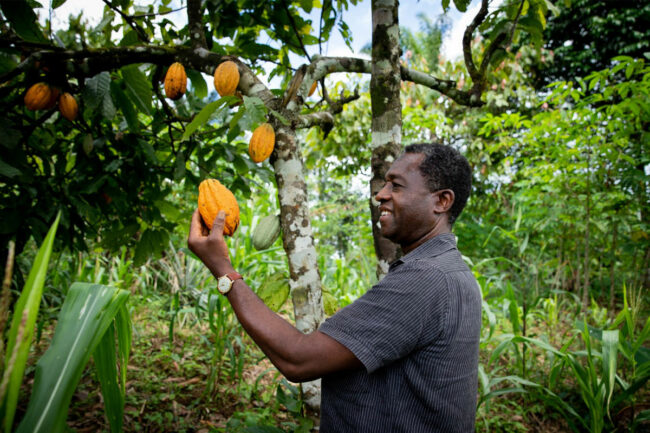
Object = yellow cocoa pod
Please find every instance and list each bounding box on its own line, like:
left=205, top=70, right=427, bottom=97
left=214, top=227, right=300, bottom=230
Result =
left=24, top=82, right=53, bottom=110
left=308, top=81, right=317, bottom=96
left=248, top=123, right=275, bottom=163
left=59, top=92, right=78, bottom=121
left=213, top=61, right=239, bottom=97
left=164, top=62, right=187, bottom=100
left=198, top=179, right=240, bottom=236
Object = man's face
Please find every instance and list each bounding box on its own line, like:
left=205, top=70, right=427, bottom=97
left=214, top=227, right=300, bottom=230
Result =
left=375, top=153, right=438, bottom=250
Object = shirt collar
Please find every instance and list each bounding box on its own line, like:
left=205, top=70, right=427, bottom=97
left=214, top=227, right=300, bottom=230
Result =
left=389, top=232, right=457, bottom=270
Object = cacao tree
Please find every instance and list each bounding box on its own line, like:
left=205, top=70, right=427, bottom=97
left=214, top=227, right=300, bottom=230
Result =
left=0, top=0, right=553, bottom=409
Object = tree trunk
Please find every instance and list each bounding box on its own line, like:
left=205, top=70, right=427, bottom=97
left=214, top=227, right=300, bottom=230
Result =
left=272, top=126, right=324, bottom=410
left=369, top=0, right=402, bottom=279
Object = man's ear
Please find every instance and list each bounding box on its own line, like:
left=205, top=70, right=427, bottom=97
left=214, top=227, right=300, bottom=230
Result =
left=433, top=189, right=455, bottom=214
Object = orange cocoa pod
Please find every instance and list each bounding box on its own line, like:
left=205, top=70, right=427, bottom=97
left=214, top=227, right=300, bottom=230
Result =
left=164, top=62, right=187, bottom=100
left=308, top=81, right=317, bottom=96
left=248, top=123, right=275, bottom=163
left=24, top=82, right=53, bottom=110
left=198, top=179, right=240, bottom=236
left=213, top=61, right=240, bottom=97
left=44, top=87, right=60, bottom=109
left=59, top=92, right=78, bottom=121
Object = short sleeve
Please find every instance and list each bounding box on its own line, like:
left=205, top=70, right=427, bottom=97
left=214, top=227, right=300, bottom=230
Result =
left=319, top=260, right=449, bottom=373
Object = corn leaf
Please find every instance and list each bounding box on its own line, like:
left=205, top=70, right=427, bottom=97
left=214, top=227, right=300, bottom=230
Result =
left=1, top=212, right=60, bottom=433
left=94, top=324, right=123, bottom=433
left=602, top=330, right=619, bottom=416
left=15, top=283, right=129, bottom=433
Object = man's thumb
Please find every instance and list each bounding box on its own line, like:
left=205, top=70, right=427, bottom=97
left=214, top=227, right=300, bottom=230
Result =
left=211, top=210, right=226, bottom=235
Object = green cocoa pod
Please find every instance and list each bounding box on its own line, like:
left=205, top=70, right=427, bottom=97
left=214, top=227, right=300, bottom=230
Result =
left=252, top=214, right=281, bottom=250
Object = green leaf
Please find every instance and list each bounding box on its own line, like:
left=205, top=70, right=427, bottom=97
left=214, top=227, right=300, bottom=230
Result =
left=94, top=325, right=123, bottom=433
left=181, top=99, right=228, bottom=141
left=102, top=90, right=117, bottom=120
left=121, top=65, right=152, bottom=115
left=15, top=283, right=129, bottom=433
left=0, top=0, right=48, bottom=44
left=134, top=228, right=169, bottom=266
left=111, top=81, right=139, bottom=131
left=83, top=72, right=111, bottom=111
left=452, top=0, right=470, bottom=12
left=322, top=291, right=338, bottom=315
left=0, top=52, right=17, bottom=76
left=269, top=109, right=289, bottom=126
left=186, top=69, right=208, bottom=99
left=256, top=272, right=290, bottom=312
left=154, top=199, right=182, bottom=222
left=602, top=330, right=618, bottom=415
left=1, top=212, right=60, bottom=433
left=52, top=0, right=67, bottom=8
left=299, top=0, right=313, bottom=13
left=0, top=159, right=22, bottom=178
left=239, top=96, right=268, bottom=131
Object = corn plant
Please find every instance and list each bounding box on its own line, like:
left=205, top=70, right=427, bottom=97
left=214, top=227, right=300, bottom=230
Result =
left=0, top=214, right=131, bottom=433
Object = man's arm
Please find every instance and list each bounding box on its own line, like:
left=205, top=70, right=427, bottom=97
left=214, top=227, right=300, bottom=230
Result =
left=187, top=209, right=362, bottom=382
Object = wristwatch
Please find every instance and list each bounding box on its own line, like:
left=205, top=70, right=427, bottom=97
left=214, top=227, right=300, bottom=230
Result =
left=217, top=272, right=243, bottom=295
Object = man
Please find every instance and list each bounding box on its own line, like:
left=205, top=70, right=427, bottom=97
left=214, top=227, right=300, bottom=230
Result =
left=188, top=142, right=481, bottom=432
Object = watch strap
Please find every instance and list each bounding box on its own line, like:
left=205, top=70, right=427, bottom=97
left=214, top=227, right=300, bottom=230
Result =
left=225, top=272, right=242, bottom=282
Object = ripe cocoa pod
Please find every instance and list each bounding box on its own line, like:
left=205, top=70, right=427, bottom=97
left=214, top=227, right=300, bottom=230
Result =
left=164, top=62, right=187, bottom=100
left=59, top=92, right=78, bottom=121
left=44, top=87, right=60, bottom=110
left=213, top=61, right=239, bottom=97
left=24, top=82, right=53, bottom=110
left=198, top=179, right=240, bottom=236
left=252, top=214, right=281, bottom=250
left=248, top=123, right=275, bottom=163
left=308, top=81, right=317, bottom=97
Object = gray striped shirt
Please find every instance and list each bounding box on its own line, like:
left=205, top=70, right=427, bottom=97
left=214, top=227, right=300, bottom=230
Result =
left=318, top=233, right=482, bottom=432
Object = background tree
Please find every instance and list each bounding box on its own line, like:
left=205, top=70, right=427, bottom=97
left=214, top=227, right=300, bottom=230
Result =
left=534, top=0, right=650, bottom=86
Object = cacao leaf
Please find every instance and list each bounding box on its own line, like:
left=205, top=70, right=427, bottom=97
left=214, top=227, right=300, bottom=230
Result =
left=134, top=228, right=169, bottom=266
left=121, top=65, right=152, bottom=114
left=452, top=0, right=470, bottom=12
left=182, top=99, right=229, bottom=141
left=0, top=0, right=48, bottom=44
left=186, top=69, right=208, bottom=99
left=83, top=72, right=111, bottom=111
left=240, top=96, right=268, bottom=130
left=256, top=272, right=290, bottom=312
left=111, top=81, right=139, bottom=131
left=0, top=159, right=22, bottom=178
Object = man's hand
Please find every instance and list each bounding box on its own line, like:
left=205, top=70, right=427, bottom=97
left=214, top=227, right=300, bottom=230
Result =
left=187, top=209, right=234, bottom=278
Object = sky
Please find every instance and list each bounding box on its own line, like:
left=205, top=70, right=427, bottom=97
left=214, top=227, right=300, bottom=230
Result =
left=45, top=0, right=494, bottom=62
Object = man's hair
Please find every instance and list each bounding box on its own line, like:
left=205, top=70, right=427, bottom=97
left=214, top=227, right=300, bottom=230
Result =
left=404, top=142, right=472, bottom=224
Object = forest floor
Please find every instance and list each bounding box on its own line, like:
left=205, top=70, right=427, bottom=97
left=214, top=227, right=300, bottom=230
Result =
left=14, top=290, right=645, bottom=432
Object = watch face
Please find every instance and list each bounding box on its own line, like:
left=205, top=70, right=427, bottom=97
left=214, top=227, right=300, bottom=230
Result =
left=217, top=277, right=231, bottom=294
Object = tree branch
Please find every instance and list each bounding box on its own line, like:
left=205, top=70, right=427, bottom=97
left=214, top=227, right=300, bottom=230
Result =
left=187, top=0, right=207, bottom=49
left=102, top=0, right=149, bottom=43
left=462, top=0, right=489, bottom=84
left=281, top=0, right=312, bottom=62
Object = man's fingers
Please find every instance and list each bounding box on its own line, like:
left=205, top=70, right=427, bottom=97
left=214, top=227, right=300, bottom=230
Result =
left=189, top=209, right=203, bottom=239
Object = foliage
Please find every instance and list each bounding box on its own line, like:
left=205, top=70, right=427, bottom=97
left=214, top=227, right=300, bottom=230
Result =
left=536, top=0, right=650, bottom=86
left=0, top=216, right=130, bottom=433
